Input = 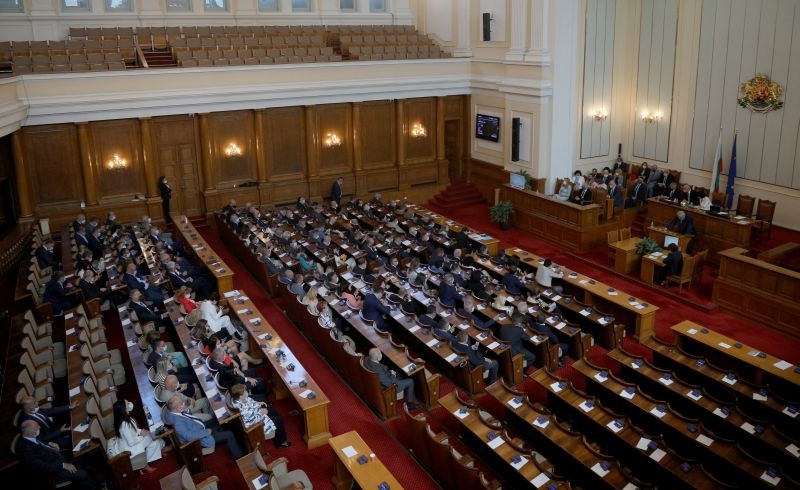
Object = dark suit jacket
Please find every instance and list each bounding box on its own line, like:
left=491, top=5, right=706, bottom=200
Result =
left=43, top=280, right=72, bottom=314
left=680, top=189, right=701, bottom=206
left=19, top=406, right=70, bottom=444
left=451, top=339, right=485, bottom=367
left=630, top=182, right=645, bottom=203
left=667, top=215, right=697, bottom=236
left=575, top=187, right=593, bottom=205
left=74, top=233, right=89, bottom=248
left=87, top=234, right=104, bottom=257
left=209, top=357, right=247, bottom=388
left=665, top=187, right=681, bottom=201
left=362, top=293, right=391, bottom=325
left=167, top=271, right=189, bottom=289
left=502, top=272, right=524, bottom=295
left=16, top=437, right=65, bottom=474
left=363, top=357, right=395, bottom=388
left=78, top=279, right=103, bottom=301
left=663, top=250, right=684, bottom=275
left=499, top=323, right=527, bottom=356
left=608, top=185, right=624, bottom=207
left=438, top=282, right=459, bottom=307
left=130, top=301, right=159, bottom=324
left=35, top=246, right=59, bottom=269
left=331, top=181, right=342, bottom=203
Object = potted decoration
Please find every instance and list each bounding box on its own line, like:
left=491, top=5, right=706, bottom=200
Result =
left=635, top=237, right=662, bottom=256
left=518, top=169, right=533, bottom=190
left=489, top=200, right=514, bottom=230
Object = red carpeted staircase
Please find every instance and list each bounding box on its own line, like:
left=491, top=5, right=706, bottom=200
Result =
left=427, top=178, right=485, bottom=212
left=142, top=49, right=176, bottom=67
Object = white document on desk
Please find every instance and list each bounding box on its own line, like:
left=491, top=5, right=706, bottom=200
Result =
left=341, top=445, right=358, bottom=458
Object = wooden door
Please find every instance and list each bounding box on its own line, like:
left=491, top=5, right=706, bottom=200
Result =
left=152, top=116, right=203, bottom=217
left=444, top=119, right=462, bottom=178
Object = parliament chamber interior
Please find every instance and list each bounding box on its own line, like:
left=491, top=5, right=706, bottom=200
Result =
left=1, top=0, right=799, bottom=489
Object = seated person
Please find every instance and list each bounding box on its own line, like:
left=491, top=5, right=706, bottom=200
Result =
left=18, top=396, right=77, bottom=451
left=161, top=375, right=214, bottom=422
left=175, top=286, right=198, bottom=314
left=535, top=258, right=564, bottom=294
left=128, top=289, right=170, bottom=331
left=438, top=273, right=460, bottom=307
left=362, top=287, right=393, bottom=332
left=229, top=384, right=290, bottom=448
left=165, top=261, right=212, bottom=301
left=164, top=396, right=243, bottom=459
left=288, top=273, right=306, bottom=298
left=502, top=266, right=525, bottom=295
left=147, top=338, right=190, bottom=371
left=532, top=313, right=569, bottom=365
left=43, top=271, right=78, bottom=316
left=499, top=318, right=536, bottom=371
left=663, top=181, right=681, bottom=201
left=680, top=184, right=702, bottom=206
left=209, top=346, right=267, bottom=399
left=78, top=269, right=112, bottom=306
left=555, top=178, right=572, bottom=201
left=340, top=284, right=363, bottom=310
left=456, top=296, right=494, bottom=330
left=123, top=261, right=166, bottom=306
left=154, top=358, right=196, bottom=398
left=112, top=400, right=165, bottom=473
left=657, top=243, right=684, bottom=286
left=17, top=420, right=97, bottom=489
left=199, top=297, right=239, bottom=340
left=433, top=317, right=457, bottom=342
left=572, top=185, right=593, bottom=205
left=35, top=239, right=61, bottom=270
left=452, top=330, right=499, bottom=384
left=363, top=348, right=418, bottom=410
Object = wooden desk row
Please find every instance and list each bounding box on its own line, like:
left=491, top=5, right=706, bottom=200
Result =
left=228, top=289, right=332, bottom=449
left=171, top=214, right=235, bottom=298
left=712, top=247, right=800, bottom=340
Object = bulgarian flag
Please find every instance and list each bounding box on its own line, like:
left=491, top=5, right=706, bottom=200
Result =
left=710, top=129, right=723, bottom=192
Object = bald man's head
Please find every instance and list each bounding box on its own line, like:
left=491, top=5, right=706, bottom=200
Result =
left=20, top=420, right=40, bottom=437
left=20, top=396, right=36, bottom=412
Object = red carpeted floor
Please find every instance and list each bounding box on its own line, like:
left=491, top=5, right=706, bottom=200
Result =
left=426, top=202, right=800, bottom=364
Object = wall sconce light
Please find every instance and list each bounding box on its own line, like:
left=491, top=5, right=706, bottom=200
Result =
left=640, top=111, right=663, bottom=124
left=410, top=122, right=427, bottom=138
left=224, top=143, right=242, bottom=158
left=591, top=109, right=608, bottom=121
left=106, top=154, right=128, bottom=170
left=323, top=132, right=341, bottom=148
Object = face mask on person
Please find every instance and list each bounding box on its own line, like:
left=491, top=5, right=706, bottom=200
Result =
left=126, top=401, right=134, bottom=412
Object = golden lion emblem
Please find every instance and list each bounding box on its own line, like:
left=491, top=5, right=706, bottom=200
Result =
left=738, top=75, right=784, bottom=113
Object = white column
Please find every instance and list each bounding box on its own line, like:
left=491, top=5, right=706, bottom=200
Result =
left=505, top=0, right=526, bottom=61
left=280, top=0, right=293, bottom=13
left=524, top=0, right=551, bottom=65
left=453, top=0, right=472, bottom=57
left=546, top=0, right=580, bottom=188
left=357, top=0, right=370, bottom=13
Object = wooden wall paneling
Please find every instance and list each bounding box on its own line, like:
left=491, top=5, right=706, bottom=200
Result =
left=265, top=106, right=307, bottom=180
left=315, top=103, right=353, bottom=176
left=76, top=123, right=98, bottom=206
left=443, top=95, right=463, bottom=119
left=22, top=124, right=83, bottom=210
left=151, top=115, right=203, bottom=217
left=358, top=101, right=396, bottom=170
left=403, top=97, right=437, bottom=164
left=10, top=132, right=32, bottom=219
left=207, top=110, right=256, bottom=186
left=88, top=119, right=145, bottom=202
left=468, top=159, right=509, bottom=204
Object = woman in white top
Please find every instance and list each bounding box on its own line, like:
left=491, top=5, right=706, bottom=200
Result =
left=571, top=170, right=585, bottom=189
left=199, top=298, right=237, bottom=338
left=556, top=179, right=572, bottom=201
left=113, top=399, right=166, bottom=473
left=229, top=383, right=290, bottom=448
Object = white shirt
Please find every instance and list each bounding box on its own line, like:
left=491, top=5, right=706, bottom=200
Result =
left=536, top=265, right=564, bottom=287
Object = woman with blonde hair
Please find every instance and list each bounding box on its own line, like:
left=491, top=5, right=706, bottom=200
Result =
left=301, top=286, right=319, bottom=306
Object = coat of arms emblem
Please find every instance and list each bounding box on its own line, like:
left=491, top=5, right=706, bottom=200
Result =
left=738, top=75, right=784, bottom=113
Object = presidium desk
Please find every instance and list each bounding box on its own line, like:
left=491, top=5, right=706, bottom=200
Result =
left=499, top=184, right=618, bottom=252
left=645, top=198, right=752, bottom=263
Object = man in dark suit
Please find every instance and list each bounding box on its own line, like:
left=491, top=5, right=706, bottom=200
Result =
left=499, top=318, right=536, bottom=369
left=128, top=289, right=169, bottom=331
left=664, top=182, right=681, bottom=201
left=331, top=177, right=343, bottom=207
left=607, top=179, right=624, bottom=208
left=208, top=346, right=267, bottom=399
left=452, top=330, right=499, bottom=384
left=86, top=229, right=104, bottom=259
left=438, top=274, right=460, bottom=307
left=362, top=287, right=393, bottom=332
left=572, top=185, right=593, bottom=205
left=502, top=266, right=525, bottom=295
left=43, top=271, right=77, bottom=315
left=35, top=239, right=61, bottom=270
left=71, top=213, right=87, bottom=233
left=680, top=184, right=701, bottom=206
left=456, top=296, right=494, bottom=330
left=667, top=210, right=697, bottom=236
left=74, top=225, right=89, bottom=249
left=657, top=243, right=684, bottom=285
left=433, top=318, right=457, bottom=342
left=653, top=168, right=674, bottom=196
left=18, top=396, right=77, bottom=450
left=625, top=176, right=646, bottom=208
left=165, top=261, right=212, bottom=300
left=17, top=420, right=97, bottom=489
left=78, top=269, right=112, bottom=304
left=364, top=348, right=417, bottom=409
left=123, top=261, right=165, bottom=306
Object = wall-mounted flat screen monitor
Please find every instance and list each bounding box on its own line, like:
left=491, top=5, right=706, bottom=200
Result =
left=510, top=173, right=526, bottom=189
left=476, top=114, right=500, bottom=142
left=664, top=235, right=679, bottom=248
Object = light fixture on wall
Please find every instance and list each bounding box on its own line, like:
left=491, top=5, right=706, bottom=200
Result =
left=410, top=122, right=427, bottom=138
left=640, top=111, right=662, bottom=124
left=106, top=154, right=128, bottom=170
left=224, top=142, right=242, bottom=157
left=590, top=109, right=608, bottom=121
left=323, top=132, right=341, bottom=148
